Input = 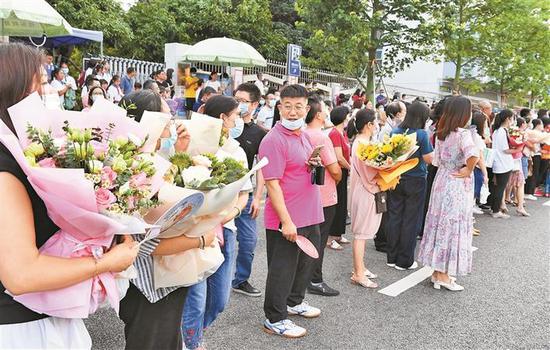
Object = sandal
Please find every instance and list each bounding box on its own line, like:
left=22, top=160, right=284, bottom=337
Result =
left=500, top=206, right=509, bottom=214
left=516, top=209, right=530, bottom=217
left=350, top=275, right=378, bottom=289
left=365, top=269, right=378, bottom=279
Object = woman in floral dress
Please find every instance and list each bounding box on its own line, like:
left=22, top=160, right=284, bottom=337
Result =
left=418, top=96, right=479, bottom=291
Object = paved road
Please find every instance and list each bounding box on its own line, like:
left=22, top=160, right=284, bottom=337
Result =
left=86, top=199, right=550, bottom=349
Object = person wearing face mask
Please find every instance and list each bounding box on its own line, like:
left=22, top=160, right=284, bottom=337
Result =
left=59, top=62, right=77, bottom=110
left=184, top=67, right=200, bottom=115
left=49, top=67, right=72, bottom=109
left=378, top=101, right=406, bottom=142
left=82, top=86, right=107, bottom=112
left=303, top=96, right=342, bottom=297
left=257, top=93, right=277, bottom=130
left=181, top=95, right=250, bottom=350
left=259, top=84, right=323, bottom=338
left=230, top=83, right=267, bottom=298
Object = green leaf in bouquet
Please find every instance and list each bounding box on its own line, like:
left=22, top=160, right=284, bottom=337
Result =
left=169, top=152, right=193, bottom=171
left=212, top=157, right=247, bottom=184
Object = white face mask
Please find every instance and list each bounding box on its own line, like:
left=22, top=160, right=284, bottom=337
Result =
left=91, top=95, right=103, bottom=102
left=281, top=117, right=305, bottom=131
left=62, top=67, right=69, bottom=75
left=230, top=117, right=245, bottom=138
left=268, top=99, right=276, bottom=108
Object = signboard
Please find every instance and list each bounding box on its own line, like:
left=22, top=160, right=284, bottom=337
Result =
left=287, top=44, right=302, bottom=78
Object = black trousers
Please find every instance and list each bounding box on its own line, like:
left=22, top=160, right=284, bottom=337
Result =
left=264, top=224, right=320, bottom=323
left=311, top=205, right=336, bottom=283
left=492, top=171, right=511, bottom=213
left=420, top=164, right=438, bottom=236
left=538, top=159, right=549, bottom=187
left=386, top=177, right=427, bottom=268
left=120, top=284, right=188, bottom=350
left=185, top=97, right=195, bottom=112
left=330, top=169, right=348, bottom=236
left=525, top=155, right=540, bottom=194
left=374, top=212, right=388, bottom=252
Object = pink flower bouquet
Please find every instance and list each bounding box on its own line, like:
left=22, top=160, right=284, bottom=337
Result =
left=0, top=94, right=171, bottom=318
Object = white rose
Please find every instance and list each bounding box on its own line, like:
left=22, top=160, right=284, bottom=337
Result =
left=181, top=165, right=212, bottom=187
left=192, top=155, right=212, bottom=168
left=87, top=160, right=104, bottom=174
left=128, top=133, right=143, bottom=147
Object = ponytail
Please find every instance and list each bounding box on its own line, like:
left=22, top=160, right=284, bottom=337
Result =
left=347, top=109, right=376, bottom=139
left=493, top=109, right=513, bottom=130
left=347, top=116, right=359, bottom=139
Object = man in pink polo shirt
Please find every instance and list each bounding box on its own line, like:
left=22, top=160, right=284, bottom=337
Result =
left=303, top=95, right=342, bottom=297
left=259, top=85, right=324, bottom=338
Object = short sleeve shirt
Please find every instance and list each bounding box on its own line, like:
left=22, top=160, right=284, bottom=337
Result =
left=258, top=123, right=324, bottom=230
left=184, top=76, right=199, bottom=98
left=391, top=127, right=433, bottom=178
left=328, top=128, right=350, bottom=164
left=304, top=128, right=338, bottom=207
left=492, top=127, right=514, bottom=174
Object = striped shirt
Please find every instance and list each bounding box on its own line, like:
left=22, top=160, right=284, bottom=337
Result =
left=132, top=234, right=183, bottom=303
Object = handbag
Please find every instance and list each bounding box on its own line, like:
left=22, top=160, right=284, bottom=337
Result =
left=374, top=191, right=388, bottom=214
left=483, top=148, right=495, bottom=168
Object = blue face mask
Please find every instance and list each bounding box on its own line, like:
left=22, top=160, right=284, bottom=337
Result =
left=281, top=117, right=305, bottom=131
left=160, top=123, right=178, bottom=154
left=238, top=103, right=249, bottom=116
left=230, top=117, right=245, bottom=138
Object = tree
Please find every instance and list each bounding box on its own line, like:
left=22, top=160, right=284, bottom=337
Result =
left=296, top=0, right=437, bottom=99
left=47, top=0, right=133, bottom=52
left=478, top=0, right=550, bottom=106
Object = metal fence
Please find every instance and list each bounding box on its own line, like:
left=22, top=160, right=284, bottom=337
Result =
left=85, top=56, right=165, bottom=84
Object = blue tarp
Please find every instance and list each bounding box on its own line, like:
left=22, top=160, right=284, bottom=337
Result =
left=21, top=27, right=103, bottom=48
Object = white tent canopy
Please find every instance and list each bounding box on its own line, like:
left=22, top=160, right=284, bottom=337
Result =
left=0, top=0, right=72, bottom=37
left=181, top=37, right=267, bottom=67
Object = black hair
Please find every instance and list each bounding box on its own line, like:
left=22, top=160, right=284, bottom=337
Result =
left=430, top=96, right=450, bottom=123
left=119, top=90, right=162, bottom=122
left=99, top=79, right=108, bottom=86
left=222, top=72, right=229, bottom=79
left=492, top=109, right=514, bottom=130
left=385, top=101, right=402, bottom=119
left=134, top=81, right=142, bottom=89
left=305, top=95, right=323, bottom=124
left=280, top=84, right=308, bottom=100
left=399, top=101, right=430, bottom=129
left=347, top=109, right=376, bottom=139
left=235, top=82, right=261, bottom=102
left=108, top=74, right=120, bottom=87
left=471, top=111, right=486, bottom=138
left=126, top=67, right=135, bottom=74
left=273, top=100, right=281, bottom=125
left=190, top=67, right=197, bottom=73
left=143, top=79, right=158, bottom=91
left=516, top=116, right=526, bottom=129
left=520, top=108, right=530, bottom=118
left=51, top=67, right=62, bottom=81
left=532, top=119, right=542, bottom=128
left=282, top=80, right=288, bottom=85
left=199, top=86, right=217, bottom=100
left=166, top=68, right=174, bottom=79
left=353, top=89, right=360, bottom=96
left=330, top=106, right=350, bottom=126
left=537, top=109, right=548, bottom=119
left=203, top=95, right=239, bottom=119
left=209, top=71, right=218, bottom=80
left=84, top=75, right=96, bottom=88
left=88, top=86, right=107, bottom=107
left=542, top=116, right=550, bottom=128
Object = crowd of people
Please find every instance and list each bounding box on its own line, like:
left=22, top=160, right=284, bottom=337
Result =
left=0, top=43, right=549, bottom=349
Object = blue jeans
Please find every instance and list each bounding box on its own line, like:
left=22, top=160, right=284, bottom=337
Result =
left=474, top=167, right=483, bottom=200
left=182, top=227, right=237, bottom=349
left=521, top=156, right=529, bottom=179
left=232, top=194, right=258, bottom=288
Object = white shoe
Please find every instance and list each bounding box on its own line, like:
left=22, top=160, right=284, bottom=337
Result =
left=386, top=262, right=396, bottom=268
left=525, top=194, right=538, bottom=201
left=433, top=280, right=464, bottom=291
left=395, top=261, right=418, bottom=271
left=472, top=206, right=484, bottom=215
left=287, top=301, right=321, bottom=318
left=338, top=237, right=351, bottom=244
left=431, top=276, right=456, bottom=284
left=364, top=269, right=378, bottom=279
left=492, top=212, right=510, bottom=219
left=263, top=319, right=306, bottom=338
left=328, top=240, right=343, bottom=250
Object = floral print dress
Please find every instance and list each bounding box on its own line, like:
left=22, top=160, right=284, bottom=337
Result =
left=418, top=129, right=479, bottom=276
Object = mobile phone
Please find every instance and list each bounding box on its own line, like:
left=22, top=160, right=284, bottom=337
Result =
left=310, top=145, right=324, bottom=159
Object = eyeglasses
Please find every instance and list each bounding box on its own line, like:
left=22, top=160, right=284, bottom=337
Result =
left=236, top=98, right=252, bottom=104
left=281, top=104, right=307, bottom=112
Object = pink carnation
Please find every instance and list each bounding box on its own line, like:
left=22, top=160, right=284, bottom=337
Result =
left=37, top=157, right=57, bottom=168
left=95, top=188, right=117, bottom=211
left=101, top=166, right=117, bottom=188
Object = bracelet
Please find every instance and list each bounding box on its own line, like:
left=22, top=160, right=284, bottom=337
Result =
left=200, top=236, right=206, bottom=250
left=93, top=258, right=99, bottom=277
left=197, top=237, right=202, bottom=249
left=234, top=206, right=241, bottom=218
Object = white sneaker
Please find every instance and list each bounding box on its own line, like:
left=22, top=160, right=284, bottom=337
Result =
left=263, top=319, right=306, bottom=338
left=338, top=236, right=351, bottom=244
left=472, top=206, right=484, bottom=215
left=328, top=240, right=343, bottom=250
left=492, top=212, right=510, bottom=219
left=386, top=262, right=396, bottom=268
left=525, top=194, right=538, bottom=201
left=395, top=261, right=418, bottom=271
left=287, top=301, right=321, bottom=318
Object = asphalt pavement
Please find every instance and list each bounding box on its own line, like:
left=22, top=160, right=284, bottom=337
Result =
left=86, top=198, right=550, bottom=349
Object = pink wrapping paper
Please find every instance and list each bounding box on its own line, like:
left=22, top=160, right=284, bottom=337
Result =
left=0, top=94, right=171, bottom=318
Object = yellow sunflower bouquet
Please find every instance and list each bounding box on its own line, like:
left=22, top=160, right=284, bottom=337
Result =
left=357, top=132, right=420, bottom=190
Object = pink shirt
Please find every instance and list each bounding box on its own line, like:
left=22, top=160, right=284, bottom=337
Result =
left=304, top=128, right=338, bottom=207
left=258, top=123, right=324, bottom=230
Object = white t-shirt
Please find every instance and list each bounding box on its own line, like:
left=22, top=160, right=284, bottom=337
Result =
left=49, top=79, right=66, bottom=106
left=492, top=128, right=514, bottom=174
left=107, top=85, right=123, bottom=103
left=205, top=80, right=221, bottom=92
left=256, top=106, right=274, bottom=129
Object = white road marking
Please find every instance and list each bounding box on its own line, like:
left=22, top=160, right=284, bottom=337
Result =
left=378, top=247, right=479, bottom=297
left=543, top=200, right=550, bottom=207
left=378, top=266, right=434, bottom=297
